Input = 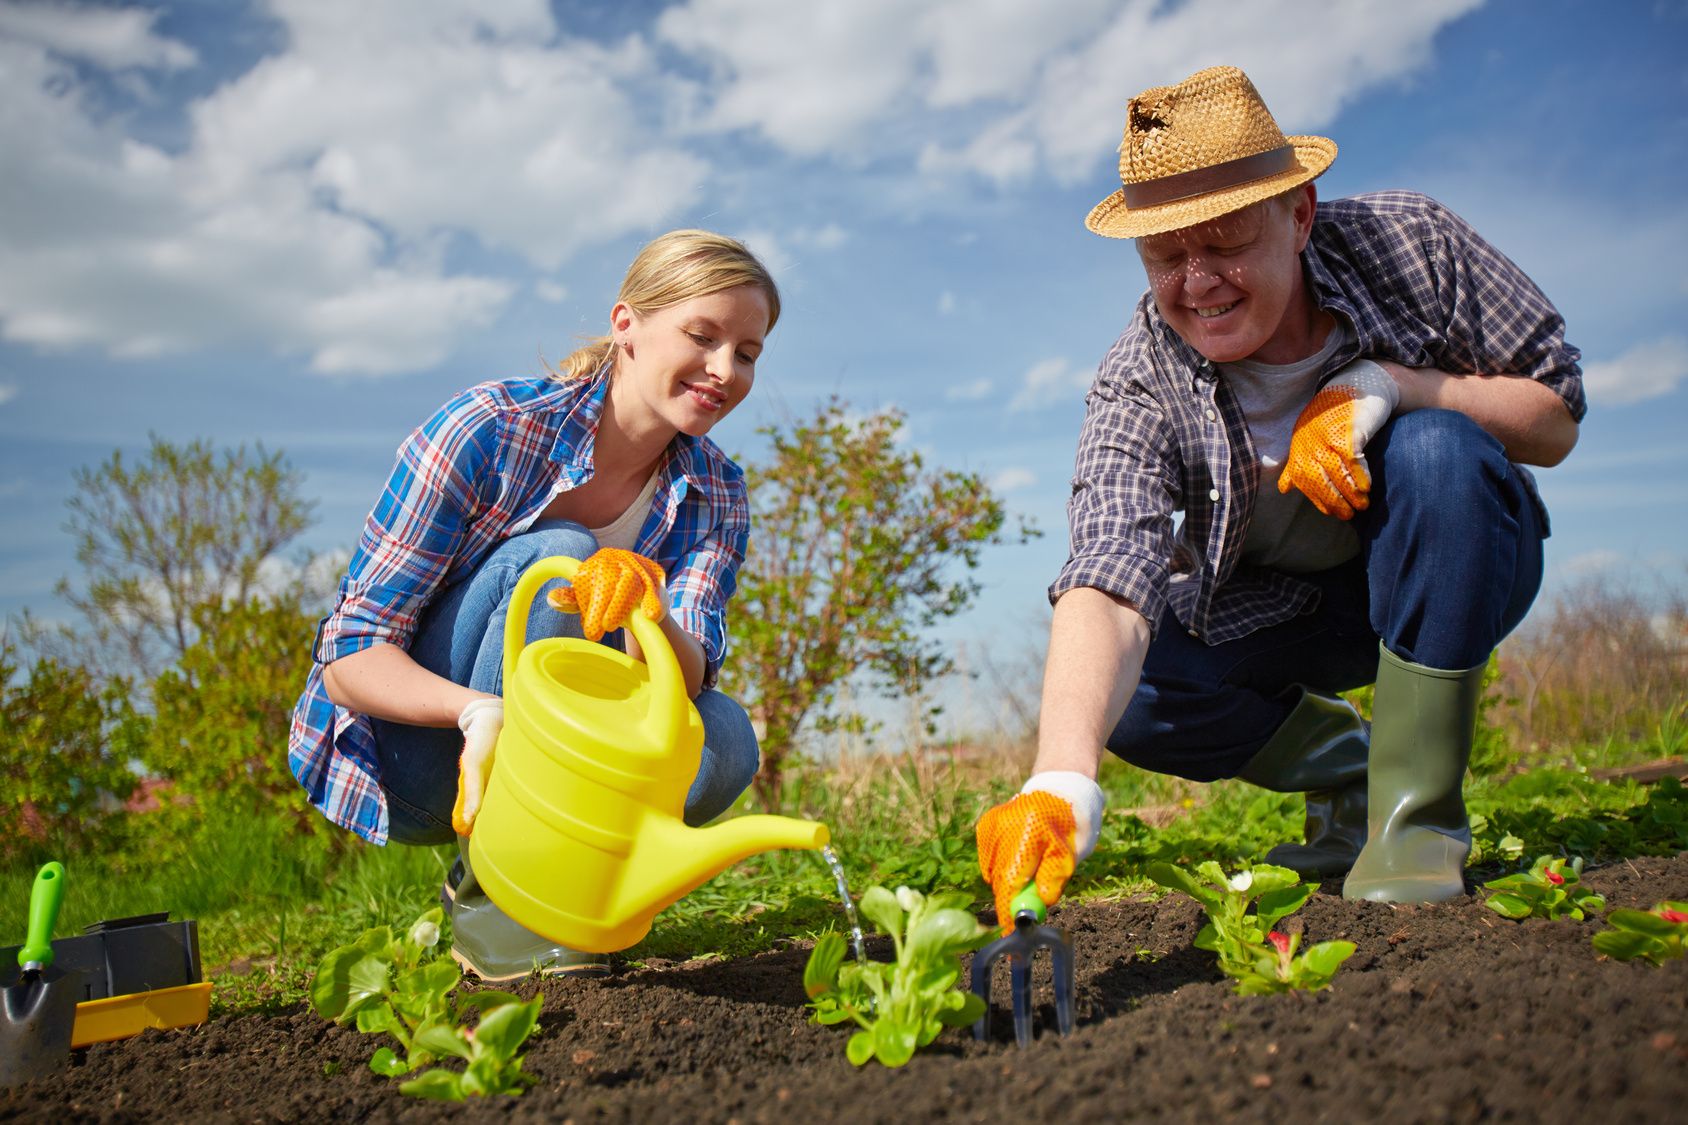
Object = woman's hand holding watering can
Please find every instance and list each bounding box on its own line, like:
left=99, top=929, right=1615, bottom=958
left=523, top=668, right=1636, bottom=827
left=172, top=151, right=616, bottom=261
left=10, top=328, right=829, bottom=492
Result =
left=975, top=773, right=1105, bottom=933
left=450, top=696, right=504, bottom=835
left=546, top=548, right=668, bottom=640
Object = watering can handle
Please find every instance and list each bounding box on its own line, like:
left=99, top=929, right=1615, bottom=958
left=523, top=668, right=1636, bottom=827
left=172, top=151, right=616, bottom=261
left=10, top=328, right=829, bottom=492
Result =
left=501, top=555, right=687, bottom=750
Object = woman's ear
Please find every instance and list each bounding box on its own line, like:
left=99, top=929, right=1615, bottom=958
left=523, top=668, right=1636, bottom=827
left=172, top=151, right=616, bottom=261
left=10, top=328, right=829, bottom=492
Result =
left=610, top=301, right=635, bottom=336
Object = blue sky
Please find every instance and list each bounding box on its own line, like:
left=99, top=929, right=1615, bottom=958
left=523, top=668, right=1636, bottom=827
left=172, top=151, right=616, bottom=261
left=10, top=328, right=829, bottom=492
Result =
left=2, top=0, right=1685, bottom=734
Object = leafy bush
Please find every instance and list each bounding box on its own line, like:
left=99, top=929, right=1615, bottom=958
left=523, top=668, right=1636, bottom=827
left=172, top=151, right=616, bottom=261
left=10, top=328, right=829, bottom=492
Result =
left=1482, top=855, right=1605, bottom=920
left=1591, top=902, right=1688, bottom=966
left=311, top=908, right=541, bottom=1099
left=804, top=884, right=991, bottom=1067
left=1145, top=860, right=1355, bottom=995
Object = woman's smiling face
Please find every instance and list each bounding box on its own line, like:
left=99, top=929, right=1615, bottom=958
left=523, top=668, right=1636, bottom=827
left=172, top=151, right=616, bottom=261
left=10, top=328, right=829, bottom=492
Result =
left=1135, top=186, right=1319, bottom=366
left=614, top=284, right=770, bottom=438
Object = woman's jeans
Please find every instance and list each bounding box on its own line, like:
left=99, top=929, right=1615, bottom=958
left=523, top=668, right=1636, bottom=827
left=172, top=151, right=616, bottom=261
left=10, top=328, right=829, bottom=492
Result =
left=371, top=521, right=760, bottom=846
left=1107, top=410, right=1546, bottom=782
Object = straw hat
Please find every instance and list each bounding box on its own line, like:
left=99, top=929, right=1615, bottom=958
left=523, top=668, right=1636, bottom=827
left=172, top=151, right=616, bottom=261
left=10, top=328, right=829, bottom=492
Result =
left=1085, top=66, right=1336, bottom=240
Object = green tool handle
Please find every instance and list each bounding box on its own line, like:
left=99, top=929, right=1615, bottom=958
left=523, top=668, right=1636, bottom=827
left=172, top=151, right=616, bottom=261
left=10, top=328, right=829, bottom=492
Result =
left=1011, top=882, right=1046, bottom=924
left=18, top=861, right=65, bottom=971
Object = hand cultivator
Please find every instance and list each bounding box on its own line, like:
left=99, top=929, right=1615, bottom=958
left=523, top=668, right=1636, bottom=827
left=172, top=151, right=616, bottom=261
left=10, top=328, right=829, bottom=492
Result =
left=970, top=884, right=1074, bottom=1048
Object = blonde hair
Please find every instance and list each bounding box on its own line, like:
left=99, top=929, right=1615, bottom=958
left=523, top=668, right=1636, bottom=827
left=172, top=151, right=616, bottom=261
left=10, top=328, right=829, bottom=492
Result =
left=555, top=230, right=781, bottom=381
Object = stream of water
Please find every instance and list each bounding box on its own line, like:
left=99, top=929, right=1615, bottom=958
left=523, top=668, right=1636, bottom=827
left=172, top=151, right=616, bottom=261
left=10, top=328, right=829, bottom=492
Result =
left=819, top=844, right=867, bottom=963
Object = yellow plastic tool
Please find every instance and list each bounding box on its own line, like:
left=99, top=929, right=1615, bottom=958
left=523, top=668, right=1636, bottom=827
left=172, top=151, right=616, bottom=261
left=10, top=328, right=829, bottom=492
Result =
left=69, top=981, right=211, bottom=1047
left=468, top=556, right=830, bottom=953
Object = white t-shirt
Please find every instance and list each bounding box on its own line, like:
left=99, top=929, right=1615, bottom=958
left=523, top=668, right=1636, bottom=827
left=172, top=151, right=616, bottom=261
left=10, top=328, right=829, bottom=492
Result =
left=1220, top=324, right=1361, bottom=574
left=589, top=470, right=662, bottom=552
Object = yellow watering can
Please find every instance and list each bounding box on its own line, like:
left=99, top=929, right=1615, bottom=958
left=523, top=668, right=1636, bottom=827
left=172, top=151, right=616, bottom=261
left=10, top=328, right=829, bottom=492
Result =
left=467, top=555, right=830, bottom=953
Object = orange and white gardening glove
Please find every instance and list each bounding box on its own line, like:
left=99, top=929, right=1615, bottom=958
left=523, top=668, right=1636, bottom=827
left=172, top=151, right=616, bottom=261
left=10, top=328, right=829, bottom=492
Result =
left=546, top=547, right=667, bottom=640
left=1277, top=358, right=1401, bottom=520
left=975, top=772, right=1104, bottom=934
left=450, top=697, right=503, bottom=836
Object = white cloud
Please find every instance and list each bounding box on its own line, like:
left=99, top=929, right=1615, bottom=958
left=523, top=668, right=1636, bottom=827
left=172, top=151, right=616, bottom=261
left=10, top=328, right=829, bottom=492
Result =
left=0, top=382, right=15, bottom=407
left=1009, top=357, right=1090, bottom=412
left=0, top=2, right=699, bottom=375
left=535, top=280, right=569, bottom=303
left=937, top=290, right=957, bottom=315
left=0, top=0, right=196, bottom=70
left=1580, top=337, right=1688, bottom=406
left=789, top=224, right=848, bottom=250
left=1559, top=550, right=1624, bottom=579
left=664, top=0, right=1481, bottom=185
left=945, top=376, right=992, bottom=402
left=991, top=466, right=1036, bottom=492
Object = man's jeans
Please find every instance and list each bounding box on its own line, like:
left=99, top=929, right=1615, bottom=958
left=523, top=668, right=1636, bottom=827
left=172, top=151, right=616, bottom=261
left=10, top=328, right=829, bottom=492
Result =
left=371, top=520, right=760, bottom=845
left=1108, top=409, right=1545, bottom=782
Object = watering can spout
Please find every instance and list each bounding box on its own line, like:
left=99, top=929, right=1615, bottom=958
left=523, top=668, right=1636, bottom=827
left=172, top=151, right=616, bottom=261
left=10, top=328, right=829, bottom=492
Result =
left=623, top=814, right=831, bottom=925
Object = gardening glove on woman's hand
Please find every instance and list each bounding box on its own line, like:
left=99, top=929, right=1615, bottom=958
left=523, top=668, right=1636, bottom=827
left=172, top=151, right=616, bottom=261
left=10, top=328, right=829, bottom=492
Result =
left=546, top=547, right=667, bottom=641
left=1278, top=358, right=1401, bottom=520
left=975, top=772, right=1105, bottom=934
left=450, top=697, right=503, bottom=836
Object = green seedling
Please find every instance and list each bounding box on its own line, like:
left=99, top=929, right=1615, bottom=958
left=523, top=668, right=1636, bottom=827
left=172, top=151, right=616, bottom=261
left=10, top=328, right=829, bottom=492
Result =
left=1145, top=860, right=1355, bottom=995
left=1482, top=855, right=1605, bottom=921
left=310, top=908, right=541, bottom=1099
left=1591, top=901, right=1688, bottom=966
left=804, top=884, right=993, bottom=1067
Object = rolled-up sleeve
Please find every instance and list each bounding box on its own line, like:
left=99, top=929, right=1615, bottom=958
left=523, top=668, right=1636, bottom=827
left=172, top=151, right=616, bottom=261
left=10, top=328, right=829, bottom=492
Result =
left=314, top=396, right=497, bottom=664
left=1049, top=330, right=1182, bottom=636
left=1425, top=197, right=1586, bottom=422
left=665, top=466, right=748, bottom=690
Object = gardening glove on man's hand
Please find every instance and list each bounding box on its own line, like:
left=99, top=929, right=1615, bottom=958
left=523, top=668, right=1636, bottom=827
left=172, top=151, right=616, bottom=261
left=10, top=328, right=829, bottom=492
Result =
left=975, top=772, right=1105, bottom=934
left=1278, top=358, right=1401, bottom=520
left=546, top=547, right=667, bottom=641
left=450, top=697, right=503, bottom=836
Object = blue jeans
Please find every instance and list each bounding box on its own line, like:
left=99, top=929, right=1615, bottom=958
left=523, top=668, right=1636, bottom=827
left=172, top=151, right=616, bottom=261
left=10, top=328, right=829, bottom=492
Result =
left=372, top=521, right=760, bottom=845
left=1108, top=410, right=1545, bottom=782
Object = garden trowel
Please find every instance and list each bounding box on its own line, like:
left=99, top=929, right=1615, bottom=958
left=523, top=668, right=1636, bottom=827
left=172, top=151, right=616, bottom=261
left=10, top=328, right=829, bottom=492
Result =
left=970, top=883, right=1074, bottom=1048
left=1, top=862, right=81, bottom=1088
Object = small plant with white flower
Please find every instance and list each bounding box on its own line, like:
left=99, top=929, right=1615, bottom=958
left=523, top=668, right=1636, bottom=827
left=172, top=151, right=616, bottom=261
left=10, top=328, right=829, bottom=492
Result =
left=1145, top=861, right=1355, bottom=995
left=803, top=884, right=994, bottom=1067
left=310, top=907, right=542, bottom=1100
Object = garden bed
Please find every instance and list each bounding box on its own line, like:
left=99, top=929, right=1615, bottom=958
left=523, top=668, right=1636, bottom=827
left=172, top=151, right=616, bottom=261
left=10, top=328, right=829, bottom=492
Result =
left=4, top=852, right=1685, bottom=1123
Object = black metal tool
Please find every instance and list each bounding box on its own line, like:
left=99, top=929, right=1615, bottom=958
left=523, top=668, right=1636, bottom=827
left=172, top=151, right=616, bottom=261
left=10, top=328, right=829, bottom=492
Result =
left=970, top=883, right=1074, bottom=1048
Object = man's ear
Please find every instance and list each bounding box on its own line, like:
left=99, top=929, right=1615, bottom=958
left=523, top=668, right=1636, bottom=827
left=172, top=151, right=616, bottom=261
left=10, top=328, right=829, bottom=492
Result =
left=1291, top=183, right=1318, bottom=251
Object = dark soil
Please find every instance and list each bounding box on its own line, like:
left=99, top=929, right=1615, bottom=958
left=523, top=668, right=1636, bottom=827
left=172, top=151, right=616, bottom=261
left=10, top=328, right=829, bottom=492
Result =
left=5, top=854, right=1686, bottom=1123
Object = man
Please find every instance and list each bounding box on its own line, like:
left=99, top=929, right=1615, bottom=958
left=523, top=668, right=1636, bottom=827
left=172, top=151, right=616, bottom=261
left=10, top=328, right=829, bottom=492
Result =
left=976, top=65, right=1583, bottom=927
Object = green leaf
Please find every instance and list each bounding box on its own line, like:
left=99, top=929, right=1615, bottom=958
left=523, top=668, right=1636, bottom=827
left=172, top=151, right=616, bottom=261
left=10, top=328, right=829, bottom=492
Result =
left=937, top=990, right=986, bottom=1027
left=413, top=1023, right=474, bottom=1061
left=399, top=1069, right=467, bottom=1101
left=1485, top=892, right=1533, bottom=919
left=846, top=1031, right=875, bottom=1067
left=858, top=886, right=903, bottom=940
left=1255, top=884, right=1314, bottom=928
left=1607, top=908, right=1683, bottom=936
left=1246, top=865, right=1302, bottom=897
left=368, top=1047, right=410, bottom=1077
left=310, top=944, right=393, bottom=1023
left=1145, top=861, right=1206, bottom=900
left=907, top=907, right=988, bottom=963
left=1592, top=931, right=1659, bottom=961
left=805, top=932, right=846, bottom=999
left=472, top=997, right=542, bottom=1059
left=1299, top=941, right=1356, bottom=975
left=354, top=1002, right=404, bottom=1039
left=873, top=1018, right=919, bottom=1068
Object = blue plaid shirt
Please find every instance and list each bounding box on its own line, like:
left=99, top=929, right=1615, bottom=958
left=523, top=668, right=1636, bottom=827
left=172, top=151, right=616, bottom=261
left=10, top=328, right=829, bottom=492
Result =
left=288, top=371, right=750, bottom=844
left=1052, top=191, right=1586, bottom=643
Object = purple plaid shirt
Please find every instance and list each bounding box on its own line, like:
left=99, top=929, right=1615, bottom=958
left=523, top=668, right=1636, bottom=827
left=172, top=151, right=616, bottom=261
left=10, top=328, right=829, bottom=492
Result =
left=1051, top=191, right=1585, bottom=643
left=288, top=370, right=749, bottom=844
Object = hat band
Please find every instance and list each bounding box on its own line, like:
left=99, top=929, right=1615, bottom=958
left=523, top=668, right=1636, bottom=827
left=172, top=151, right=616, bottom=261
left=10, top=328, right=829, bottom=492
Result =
left=1120, top=144, right=1297, bottom=209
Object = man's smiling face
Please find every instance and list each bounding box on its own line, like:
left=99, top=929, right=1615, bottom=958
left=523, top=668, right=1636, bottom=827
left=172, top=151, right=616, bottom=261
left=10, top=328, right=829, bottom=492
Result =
left=1135, top=186, right=1318, bottom=365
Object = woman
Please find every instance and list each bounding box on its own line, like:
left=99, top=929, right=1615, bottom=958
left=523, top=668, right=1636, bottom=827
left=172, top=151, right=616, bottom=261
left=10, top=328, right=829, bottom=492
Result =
left=288, top=230, right=778, bottom=979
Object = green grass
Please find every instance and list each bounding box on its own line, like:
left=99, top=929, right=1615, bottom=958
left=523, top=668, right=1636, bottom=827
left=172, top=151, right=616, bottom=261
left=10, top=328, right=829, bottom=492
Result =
left=3, top=730, right=1682, bottom=1020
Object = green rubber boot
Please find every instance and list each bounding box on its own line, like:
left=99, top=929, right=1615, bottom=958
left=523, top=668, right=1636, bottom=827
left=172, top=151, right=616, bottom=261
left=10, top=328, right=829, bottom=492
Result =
left=1238, top=689, right=1369, bottom=880
left=448, top=838, right=610, bottom=981
left=1343, top=646, right=1487, bottom=904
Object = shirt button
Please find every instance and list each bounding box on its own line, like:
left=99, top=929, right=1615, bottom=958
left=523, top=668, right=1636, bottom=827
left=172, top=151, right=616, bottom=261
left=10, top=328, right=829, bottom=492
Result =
left=1187, top=628, right=1200, bottom=638
left=1208, top=488, right=1220, bottom=501
left=1205, top=409, right=1217, bottom=421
